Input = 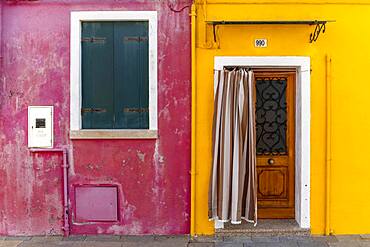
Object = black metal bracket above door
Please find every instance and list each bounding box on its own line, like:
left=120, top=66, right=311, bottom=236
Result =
left=207, top=20, right=335, bottom=44
left=309, top=22, right=326, bottom=43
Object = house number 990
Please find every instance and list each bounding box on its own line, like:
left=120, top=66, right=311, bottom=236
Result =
left=254, top=39, right=268, bottom=48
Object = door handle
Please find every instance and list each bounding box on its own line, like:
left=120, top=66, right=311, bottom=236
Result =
left=268, top=158, right=275, bottom=165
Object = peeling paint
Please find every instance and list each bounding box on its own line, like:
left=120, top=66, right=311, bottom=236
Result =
left=136, top=151, right=146, bottom=163
left=0, top=0, right=191, bottom=236
left=152, top=140, right=166, bottom=218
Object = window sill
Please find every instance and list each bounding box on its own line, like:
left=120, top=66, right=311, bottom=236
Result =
left=70, top=129, right=157, bottom=139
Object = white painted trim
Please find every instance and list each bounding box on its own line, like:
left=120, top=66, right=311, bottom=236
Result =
left=70, top=11, right=158, bottom=138
left=214, top=56, right=311, bottom=229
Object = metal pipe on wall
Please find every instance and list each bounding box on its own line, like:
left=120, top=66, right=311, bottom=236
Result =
left=190, top=3, right=197, bottom=236
left=325, top=55, right=333, bottom=235
left=29, top=148, right=70, bottom=237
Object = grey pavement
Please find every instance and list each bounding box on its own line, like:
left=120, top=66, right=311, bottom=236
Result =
left=0, top=235, right=370, bottom=247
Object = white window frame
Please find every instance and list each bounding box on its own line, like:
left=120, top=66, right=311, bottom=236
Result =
left=214, top=56, right=311, bottom=229
left=70, top=11, right=157, bottom=139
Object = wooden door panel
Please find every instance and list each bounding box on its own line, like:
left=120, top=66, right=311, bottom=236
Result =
left=257, top=167, right=288, bottom=200
left=258, top=208, right=295, bottom=219
left=257, top=156, right=289, bottom=166
left=255, top=71, right=295, bottom=219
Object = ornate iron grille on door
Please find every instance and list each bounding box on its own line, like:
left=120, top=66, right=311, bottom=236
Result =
left=255, top=77, right=288, bottom=155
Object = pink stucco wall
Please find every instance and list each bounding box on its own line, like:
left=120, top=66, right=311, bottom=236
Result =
left=0, top=0, right=191, bottom=235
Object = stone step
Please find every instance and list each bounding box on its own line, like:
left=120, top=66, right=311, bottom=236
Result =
left=215, top=219, right=310, bottom=237
left=216, top=228, right=310, bottom=237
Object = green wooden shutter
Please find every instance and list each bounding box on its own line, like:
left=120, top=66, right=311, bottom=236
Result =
left=81, top=22, right=114, bottom=129
left=81, top=21, right=149, bottom=129
left=113, top=21, right=149, bottom=129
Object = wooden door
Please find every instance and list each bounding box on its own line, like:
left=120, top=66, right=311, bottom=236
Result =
left=255, top=71, right=295, bottom=219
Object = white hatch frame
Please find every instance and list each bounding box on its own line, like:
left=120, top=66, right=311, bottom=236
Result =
left=214, top=56, right=311, bottom=229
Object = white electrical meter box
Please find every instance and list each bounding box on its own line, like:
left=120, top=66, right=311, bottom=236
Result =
left=28, top=106, right=53, bottom=148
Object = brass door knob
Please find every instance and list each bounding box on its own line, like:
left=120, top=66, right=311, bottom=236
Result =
left=268, top=158, right=275, bottom=165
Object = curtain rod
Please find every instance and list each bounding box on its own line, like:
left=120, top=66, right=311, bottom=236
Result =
left=207, top=20, right=335, bottom=43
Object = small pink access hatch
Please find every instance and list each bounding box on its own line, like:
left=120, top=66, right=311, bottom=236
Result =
left=75, top=186, right=118, bottom=222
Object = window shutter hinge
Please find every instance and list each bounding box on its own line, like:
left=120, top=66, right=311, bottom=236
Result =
left=123, top=108, right=149, bottom=113
left=81, top=108, right=107, bottom=114
left=81, top=37, right=106, bottom=44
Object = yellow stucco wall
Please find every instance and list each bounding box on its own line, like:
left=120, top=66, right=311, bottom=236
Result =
left=193, top=0, right=370, bottom=235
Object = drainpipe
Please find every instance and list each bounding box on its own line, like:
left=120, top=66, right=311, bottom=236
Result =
left=190, top=3, right=197, bottom=237
left=30, top=148, right=70, bottom=237
left=325, top=55, right=333, bottom=235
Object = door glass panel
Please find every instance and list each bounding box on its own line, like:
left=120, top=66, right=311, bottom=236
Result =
left=255, top=77, right=287, bottom=155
